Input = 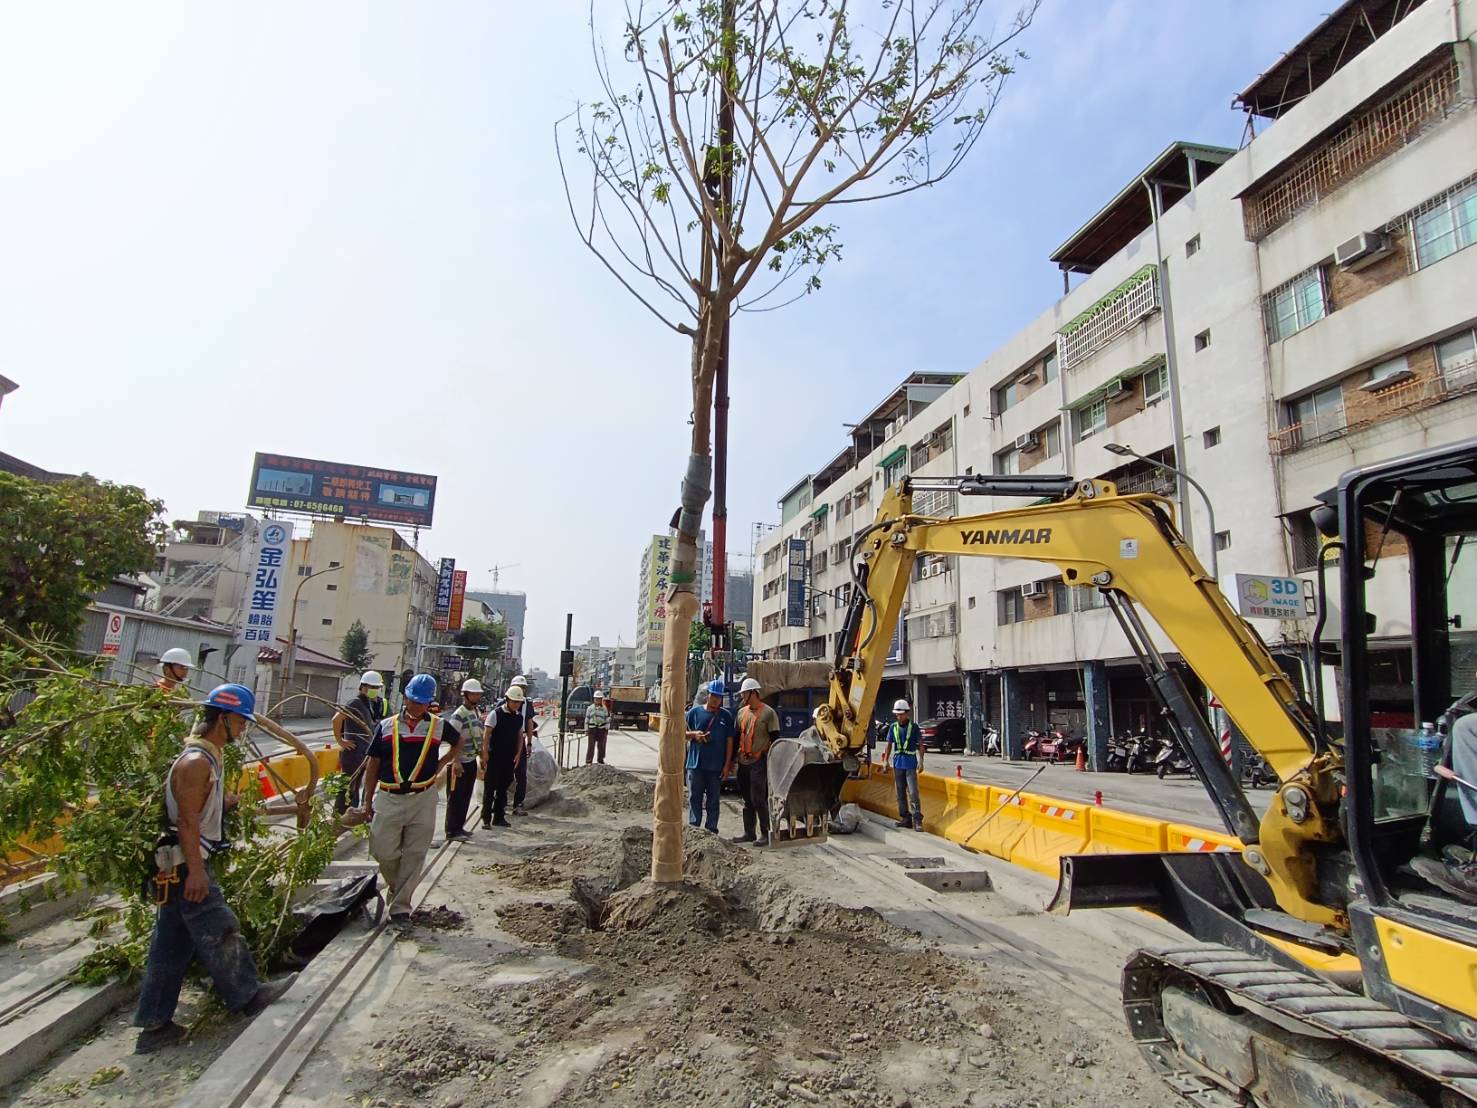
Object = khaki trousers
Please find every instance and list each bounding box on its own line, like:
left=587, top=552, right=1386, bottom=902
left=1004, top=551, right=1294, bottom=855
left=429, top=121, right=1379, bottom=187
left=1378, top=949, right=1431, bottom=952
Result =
left=370, top=787, right=438, bottom=915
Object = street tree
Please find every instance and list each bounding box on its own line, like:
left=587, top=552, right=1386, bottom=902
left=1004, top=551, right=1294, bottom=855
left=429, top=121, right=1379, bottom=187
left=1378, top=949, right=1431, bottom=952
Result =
left=561, top=0, right=1037, bottom=881
left=0, top=472, right=166, bottom=641
left=454, top=617, right=508, bottom=683
left=339, top=619, right=374, bottom=672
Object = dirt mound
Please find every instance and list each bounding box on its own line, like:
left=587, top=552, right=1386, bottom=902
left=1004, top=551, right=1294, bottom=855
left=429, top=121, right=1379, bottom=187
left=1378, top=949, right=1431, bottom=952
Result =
left=374, top=1018, right=507, bottom=1094
left=600, top=877, right=730, bottom=934
left=407, top=905, right=466, bottom=930
left=551, top=763, right=655, bottom=813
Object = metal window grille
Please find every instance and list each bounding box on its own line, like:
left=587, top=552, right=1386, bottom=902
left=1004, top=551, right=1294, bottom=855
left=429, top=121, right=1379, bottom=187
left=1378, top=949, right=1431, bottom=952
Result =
left=1244, top=55, right=1461, bottom=241
left=906, top=604, right=957, bottom=641
left=913, top=488, right=957, bottom=518
left=1403, top=175, right=1477, bottom=268
left=1056, top=269, right=1160, bottom=369
left=1261, top=267, right=1327, bottom=343
left=1269, top=351, right=1477, bottom=454
left=1071, top=586, right=1108, bottom=613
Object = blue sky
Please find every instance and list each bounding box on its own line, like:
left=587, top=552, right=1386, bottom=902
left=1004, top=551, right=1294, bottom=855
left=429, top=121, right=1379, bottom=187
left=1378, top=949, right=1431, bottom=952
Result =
left=0, top=1, right=1330, bottom=668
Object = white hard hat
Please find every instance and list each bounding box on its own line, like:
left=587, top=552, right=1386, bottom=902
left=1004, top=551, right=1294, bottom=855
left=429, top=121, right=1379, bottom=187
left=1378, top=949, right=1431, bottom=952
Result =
left=739, top=677, right=762, bottom=694
left=160, top=648, right=193, bottom=669
left=359, top=671, right=384, bottom=688
left=812, top=706, right=824, bottom=721
left=594, top=690, right=606, bottom=699
left=892, top=699, right=911, bottom=713
left=505, top=685, right=527, bottom=702
left=511, top=674, right=529, bottom=687
left=461, top=678, right=484, bottom=694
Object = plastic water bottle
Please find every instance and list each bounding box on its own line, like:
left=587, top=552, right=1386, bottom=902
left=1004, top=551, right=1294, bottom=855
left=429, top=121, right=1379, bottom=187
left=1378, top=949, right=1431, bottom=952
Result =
left=1416, top=722, right=1443, bottom=779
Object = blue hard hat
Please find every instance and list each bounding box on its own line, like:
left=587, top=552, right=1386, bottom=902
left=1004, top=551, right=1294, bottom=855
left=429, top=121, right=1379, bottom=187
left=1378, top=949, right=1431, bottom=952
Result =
left=404, top=673, right=437, bottom=704
left=204, top=683, right=256, bottom=722
left=706, top=679, right=726, bottom=697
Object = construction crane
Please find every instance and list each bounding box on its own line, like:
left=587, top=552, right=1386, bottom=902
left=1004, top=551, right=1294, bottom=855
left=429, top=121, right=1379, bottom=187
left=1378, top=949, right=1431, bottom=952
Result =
left=486, top=563, right=520, bottom=591
left=770, top=439, right=1477, bottom=1105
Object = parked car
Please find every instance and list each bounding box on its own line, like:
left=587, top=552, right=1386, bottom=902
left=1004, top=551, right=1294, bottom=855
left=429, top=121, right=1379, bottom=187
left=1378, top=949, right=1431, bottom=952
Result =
left=920, top=717, right=967, bottom=753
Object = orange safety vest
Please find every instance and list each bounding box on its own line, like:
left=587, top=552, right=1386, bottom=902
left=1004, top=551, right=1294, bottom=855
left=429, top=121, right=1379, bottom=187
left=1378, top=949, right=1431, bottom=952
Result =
left=738, top=708, right=766, bottom=761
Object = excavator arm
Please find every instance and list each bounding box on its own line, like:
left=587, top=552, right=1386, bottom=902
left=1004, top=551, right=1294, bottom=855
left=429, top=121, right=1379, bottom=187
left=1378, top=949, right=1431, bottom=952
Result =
left=810, top=475, right=1346, bottom=927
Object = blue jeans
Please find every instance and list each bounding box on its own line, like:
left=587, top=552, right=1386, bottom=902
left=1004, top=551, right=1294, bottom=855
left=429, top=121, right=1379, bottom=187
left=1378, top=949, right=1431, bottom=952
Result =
left=134, top=864, right=261, bottom=1028
left=687, top=768, right=722, bottom=832
left=894, top=766, right=923, bottom=826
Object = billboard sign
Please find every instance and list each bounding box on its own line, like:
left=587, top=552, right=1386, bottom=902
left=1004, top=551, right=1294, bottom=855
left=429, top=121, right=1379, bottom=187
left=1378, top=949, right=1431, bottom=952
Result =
left=247, top=453, right=437, bottom=529
left=434, top=558, right=455, bottom=631
left=237, top=521, right=290, bottom=645
left=784, top=538, right=808, bottom=627
left=1234, top=573, right=1314, bottom=621
left=448, top=570, right=468, bottom=631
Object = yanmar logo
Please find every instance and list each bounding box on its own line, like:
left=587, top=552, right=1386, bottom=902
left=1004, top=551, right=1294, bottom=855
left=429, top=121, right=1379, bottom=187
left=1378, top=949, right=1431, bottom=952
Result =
left=959, top=528, right=1052, bottom=546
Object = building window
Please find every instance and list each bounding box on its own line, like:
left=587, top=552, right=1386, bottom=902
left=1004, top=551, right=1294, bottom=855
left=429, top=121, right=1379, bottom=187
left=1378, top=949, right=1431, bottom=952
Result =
left=1203, top=426, right=1222, bottom=449
left=1076, top=398, right=1108, bottom=441
left=906, top=604, right=957, bottom=641
left=1437, top=328, right=1477, bottom=385
left=321, top=618, right=333, bottom=626
left=1071, top=585, right=1107, bottom=612
left=963, top=403, right=971, bottom=418
left=967, top=596, right=976, bottom=610
left=1039, top=420, right=1062, bottom=459
left=994, top=447, right=1019, bottom=475
left=1194, top=329, right=1211, bottom=351
left=1185, top=234, right=1201, bottom=257
left=1058, top=265, right=1159, bottom=369
left=298, top=565, right=313, bottom=576
left=328, top=561, right=341, bottom=568
left=1412, top=179, right=1477, bottom=269
left=1282, top=384, right=1346, bottom=448
left=811, top=551, right=828, bottom=576
left=1214, top=530, right=1232, bottom=551
left=1287, top=509, right=1323, bottom=572
left=1052, top=581, right=1070, bottom=615
left=883, top=456, right=906, bottom=487
left=1142, top=365, right=1169, bottom=405
left=997, top=588, right=1025, bottom=625
left=993, top=377, right=1024, bottom=414
left=1264, top=267, right=1326, bottom=343
left=326, top=583, right=338, bottom=591
left=1041, top=351, right=1059, bottom=384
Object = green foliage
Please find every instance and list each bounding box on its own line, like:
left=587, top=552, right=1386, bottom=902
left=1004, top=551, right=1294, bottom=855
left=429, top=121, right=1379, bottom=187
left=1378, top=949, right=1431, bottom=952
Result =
left=0, top=640, right=337, bottom=981
left=689, top=622, right=711, bottom=653
left=454, top=617, right=507, bottom=682
left=0, top=472, right=166, bottom=640
left=339, top=619, right=373, bottom=672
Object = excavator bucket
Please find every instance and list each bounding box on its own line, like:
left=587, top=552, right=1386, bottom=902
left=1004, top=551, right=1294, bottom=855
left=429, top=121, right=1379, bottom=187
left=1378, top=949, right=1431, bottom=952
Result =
left=767, top=736, right=848, bottom=847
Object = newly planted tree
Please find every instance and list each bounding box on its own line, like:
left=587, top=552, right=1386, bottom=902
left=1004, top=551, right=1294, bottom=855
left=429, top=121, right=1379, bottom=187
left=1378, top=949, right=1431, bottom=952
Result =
left=561, top=0, right=1037, bottom=881
left=339, top=619, right=374, bottom=673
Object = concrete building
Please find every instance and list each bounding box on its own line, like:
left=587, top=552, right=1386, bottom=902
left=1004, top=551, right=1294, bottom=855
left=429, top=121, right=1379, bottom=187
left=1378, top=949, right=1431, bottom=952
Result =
left=465, top=590, right=527, bottom=674
left=752, top=0, right=1477, bottom=761
left=725, top=571, right=755, bottom=642
left=157, top=514, right=441, bottom=688
left=633, top=532, right=713, bottom=691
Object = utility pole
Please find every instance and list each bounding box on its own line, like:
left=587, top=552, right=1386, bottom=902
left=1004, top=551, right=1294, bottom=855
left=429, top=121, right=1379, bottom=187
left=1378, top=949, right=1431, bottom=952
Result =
left=284, top=565, right=342, bottom=689
left=558, top=612, right=573, bottom=768
left=710, top=0, right=736, bottom=634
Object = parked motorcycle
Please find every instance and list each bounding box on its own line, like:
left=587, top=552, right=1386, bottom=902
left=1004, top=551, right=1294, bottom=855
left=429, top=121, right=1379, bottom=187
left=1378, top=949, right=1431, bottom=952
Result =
left=1104, top=734, right=1131, bottom=772
left=1024, top=726, right=1085, bottom=763
left=1241, top=752, right=1278, bottom=789
left=1155, top=736, right=1194, bottom=779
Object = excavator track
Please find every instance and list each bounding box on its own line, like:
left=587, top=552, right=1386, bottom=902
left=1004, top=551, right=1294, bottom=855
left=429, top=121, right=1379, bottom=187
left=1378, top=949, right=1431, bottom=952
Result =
left=1125, top=944, right=1477, bottom=1107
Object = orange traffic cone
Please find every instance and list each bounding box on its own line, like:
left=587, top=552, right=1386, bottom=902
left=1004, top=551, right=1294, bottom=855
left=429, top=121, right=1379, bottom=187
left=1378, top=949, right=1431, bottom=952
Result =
left=1075, top=746, right=1087, bottom=772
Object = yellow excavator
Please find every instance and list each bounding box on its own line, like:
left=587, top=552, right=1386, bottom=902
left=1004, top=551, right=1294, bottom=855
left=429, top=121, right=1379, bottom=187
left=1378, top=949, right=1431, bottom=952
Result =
left=771, top=438, right=1477, bottom=1106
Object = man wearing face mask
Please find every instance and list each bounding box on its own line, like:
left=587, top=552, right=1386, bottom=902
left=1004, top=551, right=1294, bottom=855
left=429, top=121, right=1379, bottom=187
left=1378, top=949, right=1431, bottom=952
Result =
left=332, top=671, right=384, bottom=814
left=133, top=685, right=296, bottom=1054
left=361, top=673, right=462, bottom=922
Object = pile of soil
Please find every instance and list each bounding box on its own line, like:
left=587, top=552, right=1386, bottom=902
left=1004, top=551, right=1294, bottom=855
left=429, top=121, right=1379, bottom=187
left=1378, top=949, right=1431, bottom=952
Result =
left=346, top=765, right=1178, bottom=1107
left=545, top=763, right=656, bottom=814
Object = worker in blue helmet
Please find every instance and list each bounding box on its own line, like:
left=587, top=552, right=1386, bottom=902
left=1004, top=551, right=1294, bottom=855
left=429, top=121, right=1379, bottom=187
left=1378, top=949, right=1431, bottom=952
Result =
left=359, top=673, right=462, bottom=923
left=684, top=679, right=735, bottom=834
left=134, top=685, right=296, bottom=1053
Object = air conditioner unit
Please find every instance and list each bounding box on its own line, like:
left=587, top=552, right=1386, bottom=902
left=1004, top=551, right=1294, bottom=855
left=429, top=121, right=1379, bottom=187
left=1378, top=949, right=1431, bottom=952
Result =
left=1018, top=370, right=1039, bottom=384
left=1104, top=379, right=1128, bottom=399
left=1335, top=231, right=1394, bottom=271
left=1021, top=580, right=1047, bottom=599
left=924, top=562, right=945, bottom=579
left=1014, top=432, right=1039, bottom=451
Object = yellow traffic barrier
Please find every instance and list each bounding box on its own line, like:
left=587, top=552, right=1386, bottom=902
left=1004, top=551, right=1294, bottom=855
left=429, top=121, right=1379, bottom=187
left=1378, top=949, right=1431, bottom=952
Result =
left=1008, top=796, right=1091, bottom=876
left=1083, top=807, right=1169, bottom=855
left=840, top=767, right=1239, bottom=875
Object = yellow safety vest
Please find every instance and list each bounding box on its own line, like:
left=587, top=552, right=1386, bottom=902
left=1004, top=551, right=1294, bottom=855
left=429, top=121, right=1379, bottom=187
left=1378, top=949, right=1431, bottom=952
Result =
left=390, top=714, right=439, bottom=790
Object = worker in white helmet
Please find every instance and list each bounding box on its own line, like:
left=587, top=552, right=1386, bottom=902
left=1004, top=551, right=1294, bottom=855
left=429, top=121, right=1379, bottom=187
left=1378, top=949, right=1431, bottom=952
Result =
left=443, top=679, right=484, bottom=840
left=332, top=672, right=384, bottom=814
left=585, top=690, right=611, bottom=765
left=880, top=699, right=926, bottom=831
left=156, top=648, right=194, bottom=697
left=503, top=674, right=537, bottom=815
left=732, top=677, right=780, bottom=845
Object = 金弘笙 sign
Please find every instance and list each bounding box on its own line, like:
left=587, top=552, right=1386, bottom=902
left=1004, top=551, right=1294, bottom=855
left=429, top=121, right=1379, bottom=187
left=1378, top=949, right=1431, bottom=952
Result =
left=237, top=522, right=289, bottom=645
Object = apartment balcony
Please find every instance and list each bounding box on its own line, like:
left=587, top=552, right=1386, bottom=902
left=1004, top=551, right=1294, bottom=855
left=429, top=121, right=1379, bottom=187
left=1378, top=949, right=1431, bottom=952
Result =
left=1271, top=360, right=1477, bottom=454
left=1056, top=266, right=1160, bottom=370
